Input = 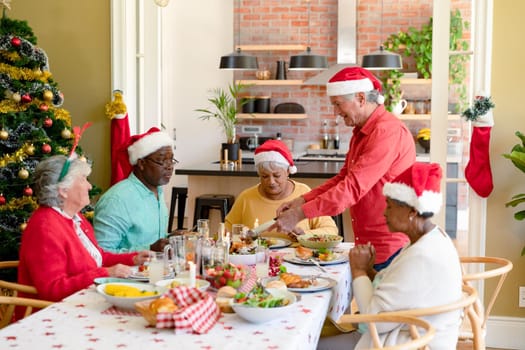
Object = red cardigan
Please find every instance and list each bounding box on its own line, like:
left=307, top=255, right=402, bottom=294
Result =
left=18, top=206, right=137, bottom=302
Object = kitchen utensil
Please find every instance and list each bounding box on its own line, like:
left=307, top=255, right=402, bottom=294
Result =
left=308, top=258, right=328, bottom=273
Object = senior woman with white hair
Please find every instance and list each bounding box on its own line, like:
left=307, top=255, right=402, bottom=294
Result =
left=225, top=140, right=338, bottom=240
left=17, top=155, right=150, bottom=305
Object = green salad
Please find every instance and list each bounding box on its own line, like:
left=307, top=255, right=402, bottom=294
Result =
left=234, top=285, right=287, bottom=308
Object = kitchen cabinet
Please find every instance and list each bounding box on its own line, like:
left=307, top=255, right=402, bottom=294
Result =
left=235, top=44, right=309, bottom=120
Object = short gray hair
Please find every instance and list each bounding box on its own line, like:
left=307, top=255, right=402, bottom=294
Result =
left=256, top=161, right=288, bottom=176
left=33, top=155, right=92, bottom=207
left=341, top=90, right=381, bottom=104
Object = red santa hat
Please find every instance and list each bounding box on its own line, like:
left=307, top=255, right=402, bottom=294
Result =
left=254, top=139, right=297, bottom=174
left=383, top=162, right=443, bottom=215
left=127, top=127, right=174, bottom=165
left=326, top=67, right=384, bottom=104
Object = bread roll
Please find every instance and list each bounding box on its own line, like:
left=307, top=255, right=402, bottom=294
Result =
left=216, top=286, right=237, bottom=313
left=266, top=280, right=287, bottom=291
left=216, top=286, right=237, bottom=298
left=149, top=297, right=177, bottom=314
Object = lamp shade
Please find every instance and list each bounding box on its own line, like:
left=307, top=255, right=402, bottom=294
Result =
left=289, top=47, right=328, bottom=71
left=219, top=48, right=258, bottom=70
left=362, top=46, right=403, bottom=71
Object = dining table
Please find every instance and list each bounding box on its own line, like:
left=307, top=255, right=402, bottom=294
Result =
left=0, top=242, right=353, bottom=350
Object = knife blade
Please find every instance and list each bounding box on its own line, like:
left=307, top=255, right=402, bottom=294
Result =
left=252, top=219, right=276, bottom=235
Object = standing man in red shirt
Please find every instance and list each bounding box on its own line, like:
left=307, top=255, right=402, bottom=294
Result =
left=274, top=67, right=416, bottom=270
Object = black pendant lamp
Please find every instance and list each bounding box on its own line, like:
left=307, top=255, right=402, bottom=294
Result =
left=288, top=1, right=328, bottom=71
left=219, top=0, right=258, bottom=70
left=361, top=0, right=402, bottom=71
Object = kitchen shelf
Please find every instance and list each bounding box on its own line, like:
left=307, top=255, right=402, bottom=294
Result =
left=237, top=113, right=307, bottom=120
left=398, top=114, right=461, bottom=121
left=236, top=79, right=304, bottom=86
left=235, top=44, right=307, bottom=51
left=400, top=78, right=432, bottom=85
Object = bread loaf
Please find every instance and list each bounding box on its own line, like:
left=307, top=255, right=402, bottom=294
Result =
left=216, top=286, right=237, bottom=313
left=149, top=297, right=178, bottom=314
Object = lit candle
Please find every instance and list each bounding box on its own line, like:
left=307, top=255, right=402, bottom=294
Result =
left=188, top=261, right=196, bottom=288
left=253, top=218, right=259, bottom=229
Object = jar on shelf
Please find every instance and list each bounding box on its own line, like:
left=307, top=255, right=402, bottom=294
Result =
left=414, top=100, right=428, bottom=114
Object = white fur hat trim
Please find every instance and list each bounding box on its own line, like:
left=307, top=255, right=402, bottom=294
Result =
left=326, top=78, right=374, bottom=97
left=254, top=150, right=297, bottom=174
left=383, top=182, right=442, bottom=215
left=128, top=131, right=174, bottom=165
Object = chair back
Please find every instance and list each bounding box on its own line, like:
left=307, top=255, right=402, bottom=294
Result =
left=459, top=256, right=513, bottom=349
left=0, top=260, right=39, bottom=329
left=0, top=295, right=53, bottom=328
left=337, top=284, right=478, bottom=350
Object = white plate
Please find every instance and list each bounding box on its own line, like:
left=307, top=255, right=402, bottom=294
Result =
left=128, top=266, right=173, bottom=282
left=155, top=277, right=210, bottom=292
left=268, top=238, right=291, bottom=249
left=263, top=276, right=336, bottom=293
left=231, top=288, right=297, bottom=324
left=283, top=252, right=348, bottom=266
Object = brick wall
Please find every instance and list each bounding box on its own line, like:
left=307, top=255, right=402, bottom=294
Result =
left=235, top=0, right=471, bottom=148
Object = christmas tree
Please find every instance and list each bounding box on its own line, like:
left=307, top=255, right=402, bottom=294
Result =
left=0, top=6, right=98, bottom=279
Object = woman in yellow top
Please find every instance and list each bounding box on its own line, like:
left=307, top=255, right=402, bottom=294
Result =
left=225, top=140, right=338, bottom=241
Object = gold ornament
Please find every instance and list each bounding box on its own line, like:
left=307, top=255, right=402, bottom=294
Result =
left=12, top=92, right=21, bottom=102
left=61, top=128, right=72, bottom=139
left=43, top=90, right=54, bottom=101
left=18, top=168, right=29, bottom=179
left=0, top=129, right=8, bottom=140
left=26, top=144, right=35, bottom=155
left=20, top=222, right=27, bottom=231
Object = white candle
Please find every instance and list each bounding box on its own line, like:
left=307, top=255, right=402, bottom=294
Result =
left=188, top=261, right=196, bottom=288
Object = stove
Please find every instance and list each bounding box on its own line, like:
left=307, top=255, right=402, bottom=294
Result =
left=297, top=150, right=346, bottom=162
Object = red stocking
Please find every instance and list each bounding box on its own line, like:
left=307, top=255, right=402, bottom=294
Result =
left=465, top=127, right=493, bottom=197
left=110, top=114, right=131, bottom=185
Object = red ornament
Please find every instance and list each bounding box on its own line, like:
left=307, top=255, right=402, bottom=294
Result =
left=43, top=117, right=53, bottom=128
left=21, top=94, right=31, bottom=103
left=41, top=143, right=52, bottom=153
left=40, top=103, right=49, bottom=112
left=11, top=37, right=21, bottom=47
left=23, top=187, right=33, bottom=197
left=0, top=194, right=6, bottom=205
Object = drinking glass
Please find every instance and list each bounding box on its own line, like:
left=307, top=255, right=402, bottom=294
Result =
left=197, top=219, right=209, bottom=237
left=148, top=252, right=166, bottom=284
left=231, top=224, right=244, bottom=241
left=165, top=236, right=185, bottom=275
left=255, top=246, right=270, bottom=278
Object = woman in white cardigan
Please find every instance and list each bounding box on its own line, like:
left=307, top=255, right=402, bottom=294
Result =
left=318, top=162, right=463, bottom=350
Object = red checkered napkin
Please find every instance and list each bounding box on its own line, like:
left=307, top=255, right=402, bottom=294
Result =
left=155, top=286, right=220, bottom=334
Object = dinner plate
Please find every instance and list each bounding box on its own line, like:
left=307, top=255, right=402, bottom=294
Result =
left=268, top=238, right=291, bottom=249
left=264, top=275, right=337, bottom=293
left=283, top=252, right=348, bottom=266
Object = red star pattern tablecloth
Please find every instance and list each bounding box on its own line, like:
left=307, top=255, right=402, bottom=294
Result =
left=0, top=243, right=353, bottom=350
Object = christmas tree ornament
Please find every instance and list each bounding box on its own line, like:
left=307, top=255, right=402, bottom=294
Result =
left=41, top=143, right=52, bottom=153
left=39, top=103, right=49, bottom=112
left=18, top=168, right=29, bottom=179
left=21, top=93, right=31, bottom=103
left=10, top=36, right=21, bottom=47
left=462, top=93, right=495, bottom=198
left=12, top=92, right=21, bottom=102
left=43, top=117, right=53, bottom=128
left=43, top=90, right=54, bottom=101
left=61, top=128, right=72, bottom=139
left=0, top=129, right=8, bottom=140
left=26, top=144, right=35, bottom=155
left=0, top=194, right=6, bottom=205
left=20, top=222, right=27, bottom=231
left=23, top=186, right=33, bottom=196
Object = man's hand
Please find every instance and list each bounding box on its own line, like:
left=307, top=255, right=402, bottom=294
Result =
left=150, top=238, right=169, bottom=252
left=276, top=196, right=305, bottom=217
left=271, top=206, right=305, bottom=233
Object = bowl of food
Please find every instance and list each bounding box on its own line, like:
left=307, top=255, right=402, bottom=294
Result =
left=155, top=277, right=210, bottom=292
left=232, top=287, right=297, bottom=324
left=96, top=282, right=162, bottom=311
left=297, top=234, right=343, bottom=249
left=204, top=263, right=247, bottom=290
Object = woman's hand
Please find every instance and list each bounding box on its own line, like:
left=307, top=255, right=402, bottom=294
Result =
left=349, top=243, right=375, bottom=279
left=106, top=263, right=132, bottom=278
left=133, top=250, right=152, bottom=266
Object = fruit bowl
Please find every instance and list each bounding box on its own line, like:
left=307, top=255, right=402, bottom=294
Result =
left=96, top=282, right=162, bottom=311
left=204, top=263, right=246, bottom=290
left=232, top=288, right=297, bottom=324
left=297, top=234, right=342, bottom=249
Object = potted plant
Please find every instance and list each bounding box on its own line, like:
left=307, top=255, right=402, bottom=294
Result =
left=196, top=82, right=249, bottom=161
left=380, top=9, right=469, bottom=113
left=502, top=131, right=525, bottom=256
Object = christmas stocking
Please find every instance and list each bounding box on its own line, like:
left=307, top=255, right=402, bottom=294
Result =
left=465, top=110, right=494, bottom=198
left=106, top=91, right=131, bottom=185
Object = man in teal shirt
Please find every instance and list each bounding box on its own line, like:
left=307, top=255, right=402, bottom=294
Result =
left=94, top=127, right=175, bottom=252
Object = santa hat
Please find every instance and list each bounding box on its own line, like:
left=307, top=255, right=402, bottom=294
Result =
left=254, top=139, right=297, bottom=174
left=326, top=67, right=384, bottom=104
left=383, top=162, right=443, bottom=215
left=127, top=127, right=174, bottom=165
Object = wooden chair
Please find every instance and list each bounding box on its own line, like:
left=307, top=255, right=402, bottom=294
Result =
left=0, top=295, right=53, bottom=328
left=0, top=260, right=39, bottom=329
left=336, top=284, right=478, bottom=350
left=458, top=256, right=513, bottom=350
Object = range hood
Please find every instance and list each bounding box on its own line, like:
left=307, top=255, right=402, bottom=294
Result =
left=303, top=0, right=357, bottom=86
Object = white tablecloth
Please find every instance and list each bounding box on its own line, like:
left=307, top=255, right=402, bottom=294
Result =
left=0, top=243, right=353, bottom=350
